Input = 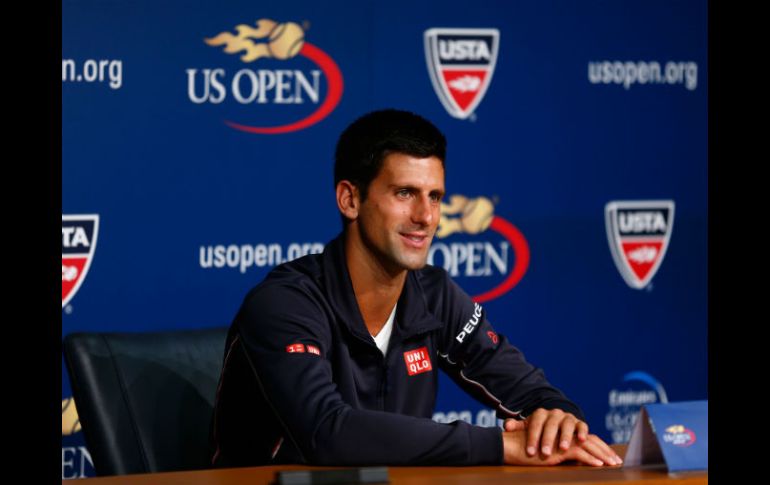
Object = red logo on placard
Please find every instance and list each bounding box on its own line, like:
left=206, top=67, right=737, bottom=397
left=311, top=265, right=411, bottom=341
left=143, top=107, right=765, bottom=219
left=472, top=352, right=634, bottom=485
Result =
left=286, top=343, right=305, bottom=353
left=403, top=347, right=433, bottom=376
left=663, top=425, right=696, bottom=447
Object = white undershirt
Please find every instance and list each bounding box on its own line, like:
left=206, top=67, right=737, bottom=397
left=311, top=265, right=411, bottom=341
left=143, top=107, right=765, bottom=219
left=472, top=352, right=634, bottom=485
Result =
left=372, top=304, right=397, bottom=357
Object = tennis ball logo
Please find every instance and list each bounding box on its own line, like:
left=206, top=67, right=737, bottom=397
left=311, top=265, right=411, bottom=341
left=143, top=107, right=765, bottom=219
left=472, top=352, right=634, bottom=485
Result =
left=267, top=22, right=305, bottom=60
left=205, top=19, right=305, bottom=62
left=62, top=397, right=82, bottom=435
left=460, top=197, right=494, bottom=233
left=437, top=195, right=495, bottom=238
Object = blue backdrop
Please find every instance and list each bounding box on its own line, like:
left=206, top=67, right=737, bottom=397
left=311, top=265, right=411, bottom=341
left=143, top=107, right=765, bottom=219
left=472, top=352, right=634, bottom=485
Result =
left=62, top=0, right=707, bottom=478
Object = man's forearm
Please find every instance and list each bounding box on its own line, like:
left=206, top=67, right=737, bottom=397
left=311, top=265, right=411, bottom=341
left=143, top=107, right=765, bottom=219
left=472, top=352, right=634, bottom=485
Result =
left=296, top=407, right=503, bottom=466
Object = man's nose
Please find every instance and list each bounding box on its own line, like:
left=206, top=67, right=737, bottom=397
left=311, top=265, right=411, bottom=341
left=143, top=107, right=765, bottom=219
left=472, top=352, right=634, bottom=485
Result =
left=412, top=196, right=434, bottom=225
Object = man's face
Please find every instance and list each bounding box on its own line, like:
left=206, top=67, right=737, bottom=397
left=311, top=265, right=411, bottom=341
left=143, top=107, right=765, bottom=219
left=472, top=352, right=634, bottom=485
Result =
left=355, top=152, right=445, bottom=273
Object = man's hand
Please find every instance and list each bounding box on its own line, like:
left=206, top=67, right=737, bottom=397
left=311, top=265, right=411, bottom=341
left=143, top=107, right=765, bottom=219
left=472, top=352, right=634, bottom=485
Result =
left=502, top=428, right=621, bottom=466
left=503, top=408, right=622, bottom=466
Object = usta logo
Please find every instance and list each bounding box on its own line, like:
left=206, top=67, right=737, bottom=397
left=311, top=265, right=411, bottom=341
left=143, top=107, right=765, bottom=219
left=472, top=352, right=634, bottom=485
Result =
left=438, top=40, right=492, bottom=61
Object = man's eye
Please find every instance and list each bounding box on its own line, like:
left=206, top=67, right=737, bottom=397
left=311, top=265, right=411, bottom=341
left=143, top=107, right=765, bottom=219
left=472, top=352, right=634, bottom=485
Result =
left=397, top=190, right=411, bottom=198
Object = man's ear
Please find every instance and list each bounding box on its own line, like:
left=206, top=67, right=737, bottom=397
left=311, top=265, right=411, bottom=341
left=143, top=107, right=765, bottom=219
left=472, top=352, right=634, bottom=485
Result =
left=336, top=180, right=360, bottom=221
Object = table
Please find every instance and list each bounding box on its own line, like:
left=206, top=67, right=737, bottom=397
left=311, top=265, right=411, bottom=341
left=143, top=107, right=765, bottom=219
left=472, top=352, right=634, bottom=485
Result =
left=63, top=444, right=708, bottom=484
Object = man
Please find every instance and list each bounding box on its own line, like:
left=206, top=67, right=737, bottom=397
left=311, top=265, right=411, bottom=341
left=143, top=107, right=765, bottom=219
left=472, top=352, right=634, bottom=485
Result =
left=210, top=109, right=621, bottom=467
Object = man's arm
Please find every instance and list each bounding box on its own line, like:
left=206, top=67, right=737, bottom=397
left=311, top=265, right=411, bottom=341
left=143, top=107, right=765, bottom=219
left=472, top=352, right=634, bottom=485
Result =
left=232, top=283, right=503, bottom=465
left=431, top=272, right=620, bottom=466
left=433, top=275, right=584, bottom=420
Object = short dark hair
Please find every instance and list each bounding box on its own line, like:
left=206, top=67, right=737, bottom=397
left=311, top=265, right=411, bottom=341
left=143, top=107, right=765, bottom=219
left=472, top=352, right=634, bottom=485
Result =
left=334, top=109, right=446, bottom=202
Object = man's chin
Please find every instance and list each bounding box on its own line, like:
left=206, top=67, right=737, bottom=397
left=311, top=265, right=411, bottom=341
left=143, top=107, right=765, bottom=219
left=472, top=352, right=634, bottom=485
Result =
left=399, top=254, right=430, bottom=271
left=403, top=262, right=427, bottom=271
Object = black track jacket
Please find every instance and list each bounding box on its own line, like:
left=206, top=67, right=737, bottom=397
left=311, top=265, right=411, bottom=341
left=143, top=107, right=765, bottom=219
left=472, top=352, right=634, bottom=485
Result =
left=211, top=234, right=584, bottom=467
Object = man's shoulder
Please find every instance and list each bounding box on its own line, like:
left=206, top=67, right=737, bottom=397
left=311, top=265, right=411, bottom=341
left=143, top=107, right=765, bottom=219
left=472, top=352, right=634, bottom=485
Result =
left=244, top=252, right=326, bottom=307
left=233, top=252, right=334, bottom=345
left=412, top=264, right=476, bottom=316
left=413, top=263, right=451, bottom=288
left=412, top=263, right=464, bottom=302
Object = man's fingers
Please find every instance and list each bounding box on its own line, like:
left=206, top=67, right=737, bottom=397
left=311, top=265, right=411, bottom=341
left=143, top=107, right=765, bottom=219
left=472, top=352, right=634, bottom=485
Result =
left=585, top=435, right=623, bottom=465
left=558, top=417, right=577, bottom=451
left=525, top=410, right=547, bottom=456
left=580, top=436, right=622, bottom=466
left=504, top=418, right=525, bottom=432
left=576, top=420, right=589, bottom=442
left=539, top=412, right=564, bottom=456
left=519, top=409, right=597, bottom=459
left=569, top=446, right=605, bottom=467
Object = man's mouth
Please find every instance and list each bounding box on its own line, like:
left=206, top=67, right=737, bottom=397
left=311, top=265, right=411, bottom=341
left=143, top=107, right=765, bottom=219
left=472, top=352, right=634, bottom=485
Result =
left=400, top=232, right=430, bottom=249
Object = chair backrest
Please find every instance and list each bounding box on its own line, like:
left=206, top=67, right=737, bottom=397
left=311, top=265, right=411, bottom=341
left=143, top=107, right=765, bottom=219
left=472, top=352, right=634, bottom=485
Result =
left=63, top=326, right=229, bottom=476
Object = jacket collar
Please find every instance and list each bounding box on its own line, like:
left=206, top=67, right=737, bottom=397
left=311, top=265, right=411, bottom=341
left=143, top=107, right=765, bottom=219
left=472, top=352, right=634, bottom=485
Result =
left=321, top=233, right=444, bottom=346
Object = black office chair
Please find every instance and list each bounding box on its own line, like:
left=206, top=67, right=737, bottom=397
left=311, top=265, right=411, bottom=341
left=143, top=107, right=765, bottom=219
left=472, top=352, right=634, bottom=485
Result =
left=63, top=326, right=229, bottom=476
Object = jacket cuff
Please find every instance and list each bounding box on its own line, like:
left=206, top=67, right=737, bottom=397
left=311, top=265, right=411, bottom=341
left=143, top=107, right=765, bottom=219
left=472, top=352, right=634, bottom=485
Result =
left=466, top=424, right=504, bottom=465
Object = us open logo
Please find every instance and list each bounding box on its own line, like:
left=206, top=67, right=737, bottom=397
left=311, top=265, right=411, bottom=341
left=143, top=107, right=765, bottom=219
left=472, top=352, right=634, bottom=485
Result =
left=62, top=215, right=99, bottom=308
left=427, top=194, right=529, bottom=303
left=188, top=18, right=344, bottom=134
left=605, top=200, right=674, bottom=289
left=424, top=28, right=499, bottom=119
left=663, top=425, right=696, bottom=447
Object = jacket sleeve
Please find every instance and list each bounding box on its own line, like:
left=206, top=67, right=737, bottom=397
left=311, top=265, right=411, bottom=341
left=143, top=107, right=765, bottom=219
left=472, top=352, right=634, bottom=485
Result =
left=433, top=274, right=585, bottom=422
left=234, top=282, right=504, bottom=466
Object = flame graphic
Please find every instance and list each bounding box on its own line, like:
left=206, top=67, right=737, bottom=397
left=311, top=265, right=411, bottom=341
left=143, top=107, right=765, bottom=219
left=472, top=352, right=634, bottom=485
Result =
left=205, top=19, right=305, bottom=62
left=437, top=195, right=495, bottom=238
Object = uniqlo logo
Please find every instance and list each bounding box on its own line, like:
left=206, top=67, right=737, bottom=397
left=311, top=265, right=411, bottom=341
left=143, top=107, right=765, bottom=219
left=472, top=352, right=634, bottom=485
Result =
left=403, top=346, right=433, bottom=376
left=286, top=343, right=306, bottom=353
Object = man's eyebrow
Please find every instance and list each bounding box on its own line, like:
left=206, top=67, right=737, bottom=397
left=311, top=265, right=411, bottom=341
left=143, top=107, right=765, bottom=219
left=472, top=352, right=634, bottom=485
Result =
left=388, top=184, right=445, bottom=193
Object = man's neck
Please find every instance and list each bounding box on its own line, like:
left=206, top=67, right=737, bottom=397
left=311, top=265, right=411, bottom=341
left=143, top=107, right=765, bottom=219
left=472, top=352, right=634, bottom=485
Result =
left=344, top=230, right=406, bottom=337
